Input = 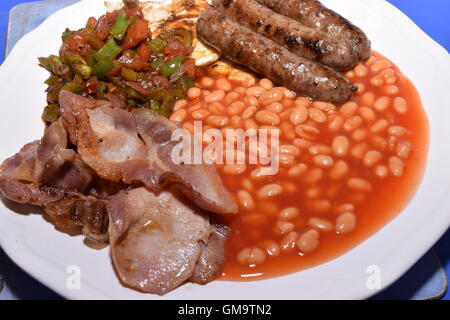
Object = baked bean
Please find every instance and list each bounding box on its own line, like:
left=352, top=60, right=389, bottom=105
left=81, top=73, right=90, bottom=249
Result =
left=295, top=124, right=320, bottom=140
left=361, top=92, right=375, bottom=107
left=329, top=160, right=349, bottom=180
left=393, top=97, right=408, bottom=114
left=259, top=78, right=273, bottom=90
left=223, top=91, right=240, bottom=105
left=375, top=164, right=388, bottom=178
left=396, top=141, right=412, bottom=159
left=344, top=115, right=363, bottom=132
left=309, top=108, right=327, bottom=123
left=187, top=87, right=201, bottom=99
left=388, top=125, right=407, bottom=137
left=290, top=105, right=309, bottom=125
left=243, top=119, right=258, bottom=131
left=352, top=128, right=369, bottom=142
left=295, top=97, right=312, bottom=107
left=332, top=136, right=350, bottom=156
left=223, top=164, right=247, bottom=175
left=354, top=64, right=369, bottom=77
left=358, top=106, right=376, bottom=123
left=204, top=90, right=225, bottom=103
left=371, top=60, right=390, bottom=73
left=237, top=247, right=266, bottom=266
left=370, top=76, right=384, bottom=87
left=313, top=155, right=334, bottom=168
left=244, top=95, right=259, bottom=107
left=263, top=240, right=281, bottom=257
left=206, top=115, right=229, bottom=127
left=312, top=101, right=336, bottom=112
left=347, top=178, right=372, bottom=192
left=388, top=136, right=397, bottom=152
left=279, top=154, right=295, bottom=166
left=216, top=78, right=232, bottom=92
left=257, top=184, right=283, bottom=198
left=241, top=178, right=254, bottom=192
left=328, top=114, right=344, bottom=132
left=280, top=231, right=299, bottom=251
left=266, top=102, right=284, bottom=113
left=170, top=109, right=187, bottom=122
left=234, top=86, right=246, bottom=95
left=333, top=203, right=354, bottom=214
left=306, top=199, right=331, bottom=213
left=279, top=145, right=300, bottom=157
left=303, top=168, right=323, bottom=184
left=259, top=88, right=284, bottom=106
left=308, top=218, right=333, bottom=232
left=208, top=101, right=226, bottom=115
left=374, top=96, right=391, bottom=112
left=188, top=103, right=202, bottom=113
left=345, top=70, right=355, bottom=78
left=182, top=121, right=194, bottom=134
left=255, top=110, right=281, bottom=125
left=191, top=109, right=210, bottom=120
left=288, top=163, right=308, bottom=177
left=237, top=190, right=255, bottom=210
left=242, top=106, right=257, bottom=119
left=226, top=101, right=245, bottom=116
left=275, top=221, right=295, bottom=235
left=340, top=101, right=359, bottom=117
left=365, top=56, right=377, bottom=66
left=350, top=143, right=369, bottom=159
left=293, top=138, right=312, bottom=150
left=243, top=77, right=256, bottom=87
left=259, top=201, right=278, bottom=215
left=305, top=187, right=321, bottom=199
left=280, top=121, right=296, bottom=140
left=309, top=144, right=332, bottom=155
left=335, top=212, right=357, bottom=234
left=230, top=115, right=242, bottom=128
left=250, top=167, right=267, bottom=181
left=280, top=87, right=296, bottom=99
left=278, top=207, right=299, bottom=220
left=280, top=107, right=294, bottom=121
left=173, top=99, right=188, bottom=111
left=370, top=119, right=389, bottom=133
left=200, top=76, right=215, bottom=88
left=282, top=181, right=297, bottom=193
left=363, top=150, right=382, bottom=167
left=246, top=86, right=265, bottom=97
left=383, top=85, right=399, bottom=96
left=297, top=229, right=320, bottom=253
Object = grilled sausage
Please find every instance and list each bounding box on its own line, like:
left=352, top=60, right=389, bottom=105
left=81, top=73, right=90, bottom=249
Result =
left=213, top=0, right=358, bottom=70
left=196, top=8, right=356, bottom=104
left=255, top=0, right=371, bottom=61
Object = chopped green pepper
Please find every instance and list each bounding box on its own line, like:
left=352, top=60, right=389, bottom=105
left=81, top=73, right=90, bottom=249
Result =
left=169, top=65, right=185, bottom=82
left=62, top=30, right=74, bottom=41
left=92, top=60, right=114, bottom=78
left=94, top=38, right=122, bottom=62
left=149, top=38, right=165, bottom=54
left=42, top=104, right=60, bottom=123
left=110, top=11, right=129, bottom=41
left=177, top=77, right=194, bottom=89
left=45, top=75, right=60, bottom=85
left=61, top=81, right=82, bottom=94
left=63, top=51, right=92, bottom=79
left=160, top=56, right=186, bottom=77
left=151, top=58, right=164, bottom=71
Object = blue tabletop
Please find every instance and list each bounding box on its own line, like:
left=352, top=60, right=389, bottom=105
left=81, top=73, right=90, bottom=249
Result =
left=0, top=0, right=449, bottom=300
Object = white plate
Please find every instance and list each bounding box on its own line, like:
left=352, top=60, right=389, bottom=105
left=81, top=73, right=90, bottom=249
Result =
left=0, top=0, right=449, bottom=300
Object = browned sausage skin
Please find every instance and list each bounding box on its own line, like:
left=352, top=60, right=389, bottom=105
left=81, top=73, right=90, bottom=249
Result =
left=213, top=0, right=358, bottom=70
left=196, top=8, right=356, bottom=104
left=255, top=0, right=371, bottom=61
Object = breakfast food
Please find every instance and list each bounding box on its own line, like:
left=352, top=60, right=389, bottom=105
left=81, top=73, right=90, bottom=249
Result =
left=212, top=0, right=362, bottom=70
left=0, top=0, right=429, bottom=295
left=196, top=8, right=357, bottom=103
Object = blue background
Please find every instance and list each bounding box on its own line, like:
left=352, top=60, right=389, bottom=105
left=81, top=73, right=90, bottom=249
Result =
left=0, top=0, right=449, bottom=300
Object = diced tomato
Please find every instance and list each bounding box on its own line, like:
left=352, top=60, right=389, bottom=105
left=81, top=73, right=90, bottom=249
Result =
left=122, top=18, right=149, bottom=50
left=106, top=10, right=120, bottom=25
left=94, top=15, right=111, bottom=41
left=125, top=7, right=143, bottom=18
left=86, top=17, right=97, bottom=28
left=65, top=34, right=91, bottom=57
left=183, top=58, right=196, bottom=79
left=119, top=55, right=149, bottom=70
left=164, top=41, right=189, bottom=58
left=136, top=43, right=150, bottom=63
